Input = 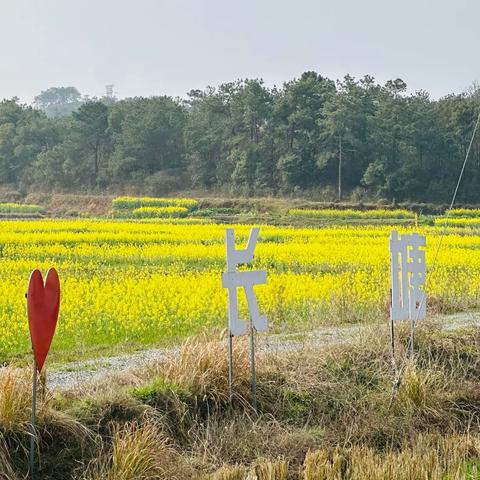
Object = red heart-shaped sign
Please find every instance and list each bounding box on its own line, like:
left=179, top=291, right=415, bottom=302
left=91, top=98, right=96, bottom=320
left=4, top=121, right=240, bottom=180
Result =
left=27, top=268, right=60, bottom=372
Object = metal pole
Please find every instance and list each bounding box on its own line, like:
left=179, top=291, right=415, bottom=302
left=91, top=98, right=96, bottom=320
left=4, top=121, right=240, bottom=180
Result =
left=390, top=315, right=397, bottom=376
left=29, top=360, right=38, bottom=479
left=389, top=293, right=395, bottom=358
left=410, top=317, right=415, bottom=358
left=228, top=331, right=233, bottom=402
left=249, top=322, right=257, bottom=412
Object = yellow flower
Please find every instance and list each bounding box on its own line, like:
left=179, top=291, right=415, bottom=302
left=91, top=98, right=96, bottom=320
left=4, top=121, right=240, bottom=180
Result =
left=0, top=219, right=477, bottom=358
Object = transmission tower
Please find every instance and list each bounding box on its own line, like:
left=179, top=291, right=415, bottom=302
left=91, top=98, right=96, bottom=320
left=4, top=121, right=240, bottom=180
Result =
left=105, top=84, right=115, bottom=99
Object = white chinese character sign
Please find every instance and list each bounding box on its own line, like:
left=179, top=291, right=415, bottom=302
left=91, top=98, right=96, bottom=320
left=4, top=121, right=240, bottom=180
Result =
left=221, top=228, right=267, bottom=336
left=389, top=230, right=426, bottom=321
left=222, top=227, right=267, bottom=409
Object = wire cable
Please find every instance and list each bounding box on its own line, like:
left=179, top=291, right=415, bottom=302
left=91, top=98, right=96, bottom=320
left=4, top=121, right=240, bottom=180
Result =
left=388, top=109, right=480, bottom=408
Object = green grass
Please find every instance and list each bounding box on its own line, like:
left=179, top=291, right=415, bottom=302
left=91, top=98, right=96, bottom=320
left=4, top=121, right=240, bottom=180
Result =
left=132, top=206, right=189, bottom=218
left=0, top=202, right=43, bottom=215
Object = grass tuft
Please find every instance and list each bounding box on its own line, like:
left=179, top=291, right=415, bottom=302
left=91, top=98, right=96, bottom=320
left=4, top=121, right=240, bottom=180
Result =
left=209, top=465, right=248, bottom=480
left=303, top=434, right=480, bottom=480
left=82, top=421, right=190, bottom=480
left=207, top=459, right=288, bottom=480
left=0, top=368, right=32, bottom=434
left=161, top=332, right=251, bottom=402
left=252, top=458, right=289, bottom=479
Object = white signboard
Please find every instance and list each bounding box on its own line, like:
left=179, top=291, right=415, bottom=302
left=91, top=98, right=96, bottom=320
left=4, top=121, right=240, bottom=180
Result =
left=389, top=230, right=426, bottom=321
left=221, top=228, right=267, bottom=335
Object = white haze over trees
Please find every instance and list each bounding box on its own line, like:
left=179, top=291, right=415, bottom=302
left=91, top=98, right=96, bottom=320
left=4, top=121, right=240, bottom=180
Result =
left=0, top=0, right=479, bottom=103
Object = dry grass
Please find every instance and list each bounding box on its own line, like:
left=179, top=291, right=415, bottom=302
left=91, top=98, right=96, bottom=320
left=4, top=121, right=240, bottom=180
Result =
left=206, top=459, right=288, bottom=480
left=138, top=324, right=480, bottom=478
left=393, top=360, right=448, bottom=418
left=0, top=436, right=17, bottom=480
left=303, top=448, right=345, bottom=480
left=0, top=366, right=91, bottom=441
left=1, top=324, right=479, bottom=479
left=0, top=366, right=92, bottom=479
left=303, top=433, right=480, bottom=479
left=24, top=193, right=113, bottom=217
left=0, top=368, right=32, bottom=434
left=188, top=415, right=314, bottom=469
left=82, top=421, right=192, bottom=480
left=251, top=459, right=289, bottom=479
left=160, top=331, right=251, bottom=401
left=208, top=465, right=248, bottom=480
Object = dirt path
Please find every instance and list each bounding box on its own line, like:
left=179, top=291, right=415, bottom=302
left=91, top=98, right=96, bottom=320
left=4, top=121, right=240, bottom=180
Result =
left=47, top=311, right=480, bottom=390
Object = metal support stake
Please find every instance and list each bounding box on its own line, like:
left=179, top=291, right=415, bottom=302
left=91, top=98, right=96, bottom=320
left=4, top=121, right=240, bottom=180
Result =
left=29, top=360, right=38, bottom=479
left=249, top=321, right=257, bottom=412
left=228, top=331, right=233, bottom=402
left=390, top=314, right=396, bottom=357
left=389, top=289, right=395, bottom=359
left=410, top=317, right=415, bottom=358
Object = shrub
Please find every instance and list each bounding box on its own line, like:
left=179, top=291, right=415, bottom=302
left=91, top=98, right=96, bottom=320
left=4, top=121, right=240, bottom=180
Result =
left=132, top=206, right=189, bottom=218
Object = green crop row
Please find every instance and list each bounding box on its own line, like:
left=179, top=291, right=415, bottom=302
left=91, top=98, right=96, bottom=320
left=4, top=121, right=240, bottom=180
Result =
left=434, top=217, right=480, bottom=227
left=0, top=203, right=43, bottom=214
left=447, top=208, right=480, bottom=218
left=132, top=206, right=189, bottom=218
left=112, top=196, right=198, bottom=211
left=288, top=208, right=415, bottom=220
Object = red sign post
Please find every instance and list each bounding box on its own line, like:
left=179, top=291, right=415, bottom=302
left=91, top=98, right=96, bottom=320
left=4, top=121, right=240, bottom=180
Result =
left=26, top=268, right=60, bottom=478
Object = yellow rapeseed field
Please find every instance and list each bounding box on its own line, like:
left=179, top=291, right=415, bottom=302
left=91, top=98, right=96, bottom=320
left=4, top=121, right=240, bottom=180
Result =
left=0, top=219, right=479, bottom=359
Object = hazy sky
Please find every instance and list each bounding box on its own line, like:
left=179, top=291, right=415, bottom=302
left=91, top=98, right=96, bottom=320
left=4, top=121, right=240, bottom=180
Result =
left=1, top=0, right=479, bottom=103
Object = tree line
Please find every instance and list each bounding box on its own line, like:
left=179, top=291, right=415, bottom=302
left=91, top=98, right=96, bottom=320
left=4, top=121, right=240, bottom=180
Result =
left=1, top=73, right=479, bottom=202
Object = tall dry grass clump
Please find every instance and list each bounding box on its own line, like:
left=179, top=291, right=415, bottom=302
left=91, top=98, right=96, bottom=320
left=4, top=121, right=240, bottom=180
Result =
left=0, top=364, right=91, bottom=473
left=393, top=360, right=448, bottom=418
left=251, top=458, right=289, bottom=479
left=83, top=421, right=191, bottom=480
left=127, top=332, right=252, bottom=451
left=162, top=332, right=251, bottom=401
left=303, top=434, right=480, bottom=480
left=303, top=448, right=345, bottom=480
left=209, top=465, right=248, bottom=480
left=0, top=367, right=32, bottom=433
left=208, top=459, right=288, bottom=480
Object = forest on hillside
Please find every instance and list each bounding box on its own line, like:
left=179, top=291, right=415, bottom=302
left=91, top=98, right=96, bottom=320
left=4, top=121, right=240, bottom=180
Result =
left=1, top=72, right=479, bottom=203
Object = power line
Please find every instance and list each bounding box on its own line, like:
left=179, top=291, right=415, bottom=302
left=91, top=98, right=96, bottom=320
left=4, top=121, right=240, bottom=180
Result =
left=389, top=108, right=480, bottom=408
